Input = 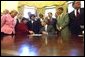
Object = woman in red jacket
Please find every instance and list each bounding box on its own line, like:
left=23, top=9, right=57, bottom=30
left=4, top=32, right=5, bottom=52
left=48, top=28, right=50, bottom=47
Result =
left=15, top=18, right=34, bottom=35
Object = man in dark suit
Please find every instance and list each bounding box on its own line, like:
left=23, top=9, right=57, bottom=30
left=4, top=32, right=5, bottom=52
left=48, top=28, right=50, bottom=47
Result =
left=69, top=1, right=84, bottom=36
left=27, top=14, right=42, bottom=34
left=40, top=19, right=55, bottom=35
left=45, top=12, right=57, bottom=31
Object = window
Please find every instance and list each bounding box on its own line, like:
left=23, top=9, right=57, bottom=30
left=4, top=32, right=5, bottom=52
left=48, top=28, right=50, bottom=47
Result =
left=67, top=1, right=74, bottom=13
left=23, top=6, right=36, bottom=19
left=81, top=1, right=84, bottom=8
left=68, top=1, right=84, bottom=13
left=45, top=6, right=56, bottom=18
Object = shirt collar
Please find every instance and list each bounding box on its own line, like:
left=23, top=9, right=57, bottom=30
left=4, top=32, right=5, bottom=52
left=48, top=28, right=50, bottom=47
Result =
left=74, top=9, right=80, bottom=16
left=45, top=24, right=48, bottom=27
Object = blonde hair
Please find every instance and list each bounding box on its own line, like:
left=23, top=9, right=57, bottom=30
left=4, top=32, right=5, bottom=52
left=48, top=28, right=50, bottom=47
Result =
left=10, top=10, right=18, bottom=14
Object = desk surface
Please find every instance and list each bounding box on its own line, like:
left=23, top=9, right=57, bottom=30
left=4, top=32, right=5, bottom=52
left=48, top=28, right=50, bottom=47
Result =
left=1, top=34, right=84, bottom=56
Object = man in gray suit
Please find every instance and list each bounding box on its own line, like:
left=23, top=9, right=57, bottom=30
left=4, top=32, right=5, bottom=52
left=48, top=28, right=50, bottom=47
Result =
left=40, top=19, right=55, bottom=35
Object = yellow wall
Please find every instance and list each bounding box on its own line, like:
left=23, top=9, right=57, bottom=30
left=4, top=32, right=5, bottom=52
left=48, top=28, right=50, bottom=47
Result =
left=1, top=1, right=18, bottom=12
left=18, top=1, right=66, bottom=8
left=1, top=1, right=67, bottom=15
left=37, top=8, right=45, bottom=15
left=17, top=1, right=67, bottom=16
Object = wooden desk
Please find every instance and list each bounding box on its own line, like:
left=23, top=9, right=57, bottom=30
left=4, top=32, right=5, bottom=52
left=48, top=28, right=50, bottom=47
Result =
left=1, top=34, right=84, bottom=56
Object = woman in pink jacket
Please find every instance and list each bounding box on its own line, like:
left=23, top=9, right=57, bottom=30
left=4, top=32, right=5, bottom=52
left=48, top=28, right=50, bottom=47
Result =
left=1, top=10, right=18, bottom=36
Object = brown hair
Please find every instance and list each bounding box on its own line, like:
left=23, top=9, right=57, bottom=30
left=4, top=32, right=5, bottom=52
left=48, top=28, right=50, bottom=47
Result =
left=58, top=7, right=64, bottom=11
left=43, top=19, right=49, bottom=24
left=10, top=10, right=18, bottom=14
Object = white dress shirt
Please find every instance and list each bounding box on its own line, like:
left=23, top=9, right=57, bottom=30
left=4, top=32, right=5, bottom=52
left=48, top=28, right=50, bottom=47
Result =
left=45, top=25, right=48, bottom=32
left=74, top=9, right=80, bottom=16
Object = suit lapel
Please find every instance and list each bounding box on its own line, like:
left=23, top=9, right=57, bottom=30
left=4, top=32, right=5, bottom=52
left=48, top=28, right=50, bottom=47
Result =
left=72, top=11, right=76, bottom=19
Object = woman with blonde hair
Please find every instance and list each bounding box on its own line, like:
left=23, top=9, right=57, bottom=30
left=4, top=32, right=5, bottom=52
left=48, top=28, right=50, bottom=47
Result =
left=1, top=10, right=18, bottom=36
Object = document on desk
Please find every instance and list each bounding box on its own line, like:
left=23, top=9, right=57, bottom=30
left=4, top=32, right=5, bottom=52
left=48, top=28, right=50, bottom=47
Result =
left=28, top=34, right=42, bottom=36
left=33, top=34, right=42, bottom=36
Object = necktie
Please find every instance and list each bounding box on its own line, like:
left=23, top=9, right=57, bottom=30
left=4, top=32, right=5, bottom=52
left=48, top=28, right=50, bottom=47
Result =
left=76, top=9, right=79, bottom=17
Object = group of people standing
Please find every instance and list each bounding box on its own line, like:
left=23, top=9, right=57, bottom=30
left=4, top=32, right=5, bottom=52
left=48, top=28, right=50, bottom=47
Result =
left=1, top=1, right=84, bottom=40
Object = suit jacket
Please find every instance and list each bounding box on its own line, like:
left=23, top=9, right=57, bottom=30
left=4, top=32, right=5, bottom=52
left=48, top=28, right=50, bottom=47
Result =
left=1, top=14, right=16, bottom=34
left=69, top=8, right=84, bottom=35
left=15, top=19, right=20, bottom=32
left=40, top=25, right=55, bottom=35
left=15, top=22, right=30, bottom=35
left=48, top=18, right=57, bottom=31
left=57, top=13, right=70, bottom=39
left=27, top=19, right=42, bottom=34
